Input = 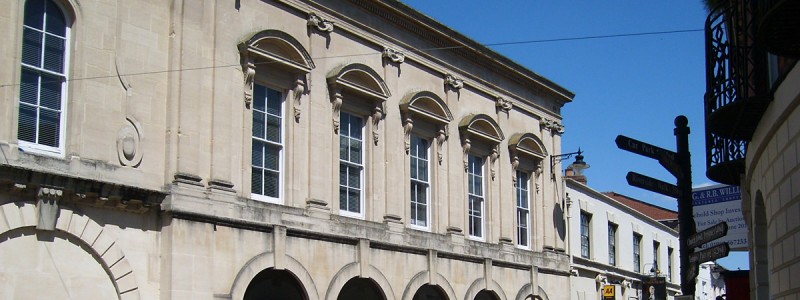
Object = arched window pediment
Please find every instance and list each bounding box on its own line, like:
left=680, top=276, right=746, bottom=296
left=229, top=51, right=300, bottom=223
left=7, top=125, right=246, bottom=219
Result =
left=508, top=133, right=547, bottom=160
left=459, top=114, right=504, bottom=144
left=400, top=91, right=452, bottom=125
left=240, top=30, right=315, bottom=73
left=327, top=63, right=390, bottom=100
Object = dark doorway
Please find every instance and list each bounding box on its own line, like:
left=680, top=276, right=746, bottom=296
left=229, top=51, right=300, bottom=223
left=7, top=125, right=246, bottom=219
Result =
left=244, top=269, right=307, bottom=300
left=338, top=277, right=385, bottom=300
left=412, top=284, right=448, bottom=300
left=475, top=290, right=499, bottom=300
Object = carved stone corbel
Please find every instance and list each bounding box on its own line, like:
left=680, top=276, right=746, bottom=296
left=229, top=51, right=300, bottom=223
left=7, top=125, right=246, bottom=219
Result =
left=490, top=146, right=499, bottom=181
left=462, top=134, right=471, bottom=172
left=243, top=60, right=256, bottom=108
left=403, top=112, right=414, bottom=154
left=36, top=187, right=63, bottom=231
left=436, top=127, right=447, bottom=165
left=445, top=74, right=464, bottom=90
left=496, top=96, right=513, bottom=113
left=382, top=47, right=405, bottom=64
left=293, top=76, right=306, bottom=122
left=372, top=106, right=383, bottom=145
left=308, top=13, right=334, bottom=33
left=541, top=119, right=565, bottom=135
left=510, top=151, right=520, bottom=187
left=331, top=89, right=343, bottom=133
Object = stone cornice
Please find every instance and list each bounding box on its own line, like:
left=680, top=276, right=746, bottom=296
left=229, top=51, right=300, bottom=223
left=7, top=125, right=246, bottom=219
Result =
left=274, top=0, right=569, bottom=121
left=0, top=164, right=166, bottom=213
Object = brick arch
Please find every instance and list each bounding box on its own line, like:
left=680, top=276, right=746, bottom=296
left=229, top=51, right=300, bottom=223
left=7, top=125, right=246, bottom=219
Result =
left=0, top=202, right=140, bottom=300
left=229, top=252, right=320, bottom=300
left=401, top=271, right=457, bottom=300
left=325, top=262, right=396, bottom=300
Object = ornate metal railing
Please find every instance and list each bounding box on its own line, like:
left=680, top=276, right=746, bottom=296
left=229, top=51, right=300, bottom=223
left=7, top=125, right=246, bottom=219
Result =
left=704, top=0, right=768, bottom=185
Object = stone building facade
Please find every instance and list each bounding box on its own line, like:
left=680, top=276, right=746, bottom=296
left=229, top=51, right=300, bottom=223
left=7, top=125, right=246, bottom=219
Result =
left=565, top=179, right=681, bottom=300
left=702, top=1, right=800, bottom=300
left=0, top=0, right=575, bottom=299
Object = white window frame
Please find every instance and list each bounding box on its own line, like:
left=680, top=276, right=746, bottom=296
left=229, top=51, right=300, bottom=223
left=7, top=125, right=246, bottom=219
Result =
left=339, top=110, right=365, bottom=219
left=633, top=233, right=642, bottom=273
left=467, top=154, right=485, bottom=241
left=409, top=134, right=431, bottom=230
left=580, top=211, right=591, bottom=258
left=18, top=0, right=70, bottom=157
left=608, top=222, right=617, bottom=266
left=516, top=170, right=531, bottom=249
left=250, top=83, right=285, bottom=203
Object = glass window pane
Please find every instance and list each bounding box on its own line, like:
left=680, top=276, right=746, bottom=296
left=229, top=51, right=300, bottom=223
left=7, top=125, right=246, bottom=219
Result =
left=45, top=0, right=67, bottom=36
left=347, top=166, right=360, bottom=189
left=339, top=187, right=348, bottom=210
left=266, top=115, right=281, bottom=143
left=22, top=28, right=43, bottom=67
left=24, top=0, right=45, bottom=29
left=17, top=104, right=37, bottom=143
left=264, top=145, right=280, bottom=171
left=349, top=116, right=362, bottom=140
left=252, top=111, right=265, bottom=139
left=251, top=142, right=263, bottom=167
left=267, top=88, right=281, bottom=116
left=348, top=190, right=360, bottom=213
left=264, top=170, right=279, bottom=197
left=251, top=167, right=263, bottom=195
left=416, top=204, right=426, bottom=227
left=39, top=74, right=61, bottom=110
left=410, top=157, right=418, bottom=180
left=253, top=85, right=266, bottom=111
left=339, top=135, right=348, bottom=160
left=19, top=70, right=39, bottom=105
left=418, top=160, right=428, bottom=182
left=349, top=140, right=362, bottom=164
left=43, top=34, right=65, bottom=73
left=339, top=163, right=347, bottom=186
left=38, top=108, right=60, bottom=147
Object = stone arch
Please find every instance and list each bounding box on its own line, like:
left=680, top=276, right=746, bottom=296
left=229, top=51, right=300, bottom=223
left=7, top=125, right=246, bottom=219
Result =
left=508, top=133, right=547, bottom=159
left=400, top=91, right=453, bottom=125
left=325, top=262, right=396, bottom=300
left=513, top=284, right=549, bottom=300
left=752, top=190, right=769, bottom=300
left=401, top=271, right=457, bottom=300
left=464, top=278, right=508, bottom=300
left=459, top=114, right=505, bottom=144
left=0, top=202, right=140, bottom=299
left=240, top=29, right=315, bottom=72
left=230, top=252, right=319, bottom=300
left=327, top=63, right=391, bottom=99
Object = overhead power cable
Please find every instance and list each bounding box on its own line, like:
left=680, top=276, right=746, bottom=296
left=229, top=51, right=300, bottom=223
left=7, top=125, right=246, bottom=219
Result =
left=0, top=28, right=702, bottom=88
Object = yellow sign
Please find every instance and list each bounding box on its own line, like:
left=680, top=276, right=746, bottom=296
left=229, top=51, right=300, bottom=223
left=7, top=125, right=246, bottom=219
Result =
left=603, top=285, right=615, bottom=298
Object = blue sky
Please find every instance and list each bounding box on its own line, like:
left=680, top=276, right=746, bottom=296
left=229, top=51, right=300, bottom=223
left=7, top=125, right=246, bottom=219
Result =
left=400, top=0, right=748, bottom=270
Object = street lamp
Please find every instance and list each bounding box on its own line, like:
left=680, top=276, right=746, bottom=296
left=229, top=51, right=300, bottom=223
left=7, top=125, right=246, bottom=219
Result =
left=551, top=148, right=589, bottom=177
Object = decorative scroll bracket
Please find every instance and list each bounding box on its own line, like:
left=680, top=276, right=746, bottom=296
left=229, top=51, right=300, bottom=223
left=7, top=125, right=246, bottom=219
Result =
left=331, top=88, right=343, bottom=133
left=243, top=60, right=256, bottom=108
left=445, top=74, right=464, bottom=90
left=293, top=76, right=307, bottom=122
left=436, top=127, right=448, bottom=165
left=382, top=47, right=405, bottom=64
left=308, top=13, right=334, bottom=33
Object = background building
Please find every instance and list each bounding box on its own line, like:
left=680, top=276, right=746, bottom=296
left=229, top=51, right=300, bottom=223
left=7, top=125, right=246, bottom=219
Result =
left=0, top=0, right=576, bottom=299
left=702, top=1, right=799, bottom=299
left=565, top=178, right=681, bottom=300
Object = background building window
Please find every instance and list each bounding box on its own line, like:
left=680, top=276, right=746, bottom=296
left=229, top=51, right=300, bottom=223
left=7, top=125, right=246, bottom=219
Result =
left=633, top=233, right=642, bottom=273
left=653, top=241, right=660, bottom=274
left=580, top=212, right=591, bottom=258
left=608, top=223, right=617, bottom=266
left=251, top=85, right=283, bottom=200
left=667, top=247, right=674, bottom=282
left=516, top=170, right=530, bottom=248
left=18, top=0, right=69, bottom=154
left=409, top=135, right=430, bottom=228
left=467, top=154, right=485, bottom=239
left=339, top=111, right=364, bottom=217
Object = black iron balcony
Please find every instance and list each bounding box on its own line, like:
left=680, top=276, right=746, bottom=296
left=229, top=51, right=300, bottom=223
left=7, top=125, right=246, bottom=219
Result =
left=705, top=129, right=747, bottom=185
left=704, top=0, right=771, bottom=185
left=757, top=0, right=800, bottom=58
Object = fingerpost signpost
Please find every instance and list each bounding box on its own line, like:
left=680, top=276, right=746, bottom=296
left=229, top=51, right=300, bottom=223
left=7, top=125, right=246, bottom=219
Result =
left=616, top=116, right=719, bottom=297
